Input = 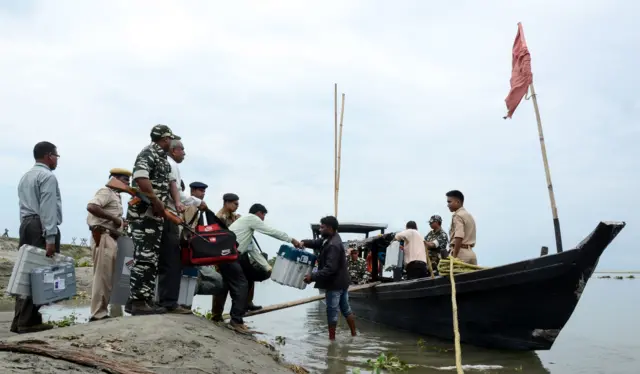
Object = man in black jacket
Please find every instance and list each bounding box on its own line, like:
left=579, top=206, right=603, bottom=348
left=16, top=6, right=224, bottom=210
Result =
left=302, top=216, right=356, bottom=340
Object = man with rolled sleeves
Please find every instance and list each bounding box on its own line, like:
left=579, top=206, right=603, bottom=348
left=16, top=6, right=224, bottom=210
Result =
left=126, top=124, right=177, bottom=315
left=86, top=168, right=131, bottom=321
left=446, top=190, right=478, bottom=265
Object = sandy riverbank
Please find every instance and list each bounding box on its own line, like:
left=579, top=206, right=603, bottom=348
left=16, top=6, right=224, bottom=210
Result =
left=0, top=238, right=93, bottom=302
left=0, top=313, right=301, bottom=373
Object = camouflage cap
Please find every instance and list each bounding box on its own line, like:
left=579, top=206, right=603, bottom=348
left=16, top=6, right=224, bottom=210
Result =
left=429, top=215, right=443, bottom=224
left=150, top=124, right=180, bottom=141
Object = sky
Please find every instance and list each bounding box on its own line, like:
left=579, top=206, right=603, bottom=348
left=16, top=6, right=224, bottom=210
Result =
left=0, top=0, right=638, bottom=270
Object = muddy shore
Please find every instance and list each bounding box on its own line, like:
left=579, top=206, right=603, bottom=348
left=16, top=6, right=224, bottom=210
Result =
left=0, top=313, right=300, bottom=373
left=0, top=238, right=306, bottom=373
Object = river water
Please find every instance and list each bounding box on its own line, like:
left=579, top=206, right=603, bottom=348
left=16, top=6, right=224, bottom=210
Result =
left=35, top=273, right=637, bottom=374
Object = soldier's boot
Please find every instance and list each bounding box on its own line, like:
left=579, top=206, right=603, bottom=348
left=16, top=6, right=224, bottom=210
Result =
left=345, top=314, right=357, bottom=336
left=130, top=300, right=166, bottom=316
left=124, top=299, right=133, bottom=314
left=328, top=324, right=337, bottom=341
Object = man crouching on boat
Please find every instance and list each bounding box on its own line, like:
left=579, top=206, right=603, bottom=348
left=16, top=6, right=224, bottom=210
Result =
left=446, top=190, right=478, bottom=265
left=302, top=216, right=357, bottom=341
left=394, top=221, right=429, bottom=280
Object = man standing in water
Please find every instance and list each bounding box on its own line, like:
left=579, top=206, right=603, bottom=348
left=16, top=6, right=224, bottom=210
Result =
left=302, top=216, right=357, bottom=340
left=12, top=141, right=62, bottom=333
left=446, top=190, right=478, bottom=265
left=127, top=125, right=177, bottom=315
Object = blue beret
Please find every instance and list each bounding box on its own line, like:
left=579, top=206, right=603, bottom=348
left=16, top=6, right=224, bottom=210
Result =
left=189, top=182, right=208, bottom=190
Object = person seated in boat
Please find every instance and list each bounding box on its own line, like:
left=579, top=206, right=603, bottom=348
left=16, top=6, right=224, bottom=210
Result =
left=394, top=221, right=429, bottom=280
left=424, top=215, right=449, bottom=275
left=348, top=248, right=369, bottom=285
left=446, top=190, right=477, bottom=265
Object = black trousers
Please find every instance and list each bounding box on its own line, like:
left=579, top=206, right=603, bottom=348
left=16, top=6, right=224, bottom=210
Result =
left=157, top=220, right=181, bottom=308
left=11, top=215, right=60, bottom=331
left=216, top=261, right=248, bottom=324
left=406, top=261, right=429, bottom=280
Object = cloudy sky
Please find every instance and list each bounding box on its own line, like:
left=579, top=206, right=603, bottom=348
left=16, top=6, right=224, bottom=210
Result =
left=0, top=0, right=637, bottom=270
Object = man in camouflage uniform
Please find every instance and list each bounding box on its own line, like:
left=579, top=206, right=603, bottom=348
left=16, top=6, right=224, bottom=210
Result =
left=424, top=215, right=449, bottom=276
left=347, top=248, right=369, bottom=285
left=126, top=124, right=179, bottom=315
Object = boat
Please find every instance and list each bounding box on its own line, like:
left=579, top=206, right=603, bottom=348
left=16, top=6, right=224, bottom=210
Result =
left=312, top=221, right=626, bottom=351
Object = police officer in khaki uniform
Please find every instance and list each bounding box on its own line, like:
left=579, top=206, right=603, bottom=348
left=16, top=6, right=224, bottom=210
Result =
left=86, top=168, right=131, bottom=321
left=446, top=190, right=478, bottom=265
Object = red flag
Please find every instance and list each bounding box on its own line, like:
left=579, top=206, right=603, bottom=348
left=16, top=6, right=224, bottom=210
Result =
left=504, top=22, right=533, bottom=119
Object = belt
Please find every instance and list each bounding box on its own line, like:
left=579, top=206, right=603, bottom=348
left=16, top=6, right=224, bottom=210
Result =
left=90, top=226, right=120, bottom=241
left=450, top=244, right=474, bottom=249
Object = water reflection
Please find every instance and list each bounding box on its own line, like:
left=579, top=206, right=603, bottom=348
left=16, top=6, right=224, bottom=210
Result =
left=299, top=299, right=551, bottom=373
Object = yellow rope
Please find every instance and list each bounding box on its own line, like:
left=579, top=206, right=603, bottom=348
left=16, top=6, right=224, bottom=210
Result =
left=439, top=257, right=488, bottom=274
left=449, top=258, right=464, bottom=374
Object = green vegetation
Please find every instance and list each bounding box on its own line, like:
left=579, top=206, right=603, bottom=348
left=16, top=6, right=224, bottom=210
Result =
left=75, top=258, right=92, bottom=267
left=192, top=307, right=213, bottom=321
left=366, top=352, right=413, bottom=372
left=46, top=312, right=80, bottom=328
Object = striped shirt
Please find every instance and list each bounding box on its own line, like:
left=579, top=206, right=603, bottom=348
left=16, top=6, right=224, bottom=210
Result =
left=18, top=163, right=63, bottom=244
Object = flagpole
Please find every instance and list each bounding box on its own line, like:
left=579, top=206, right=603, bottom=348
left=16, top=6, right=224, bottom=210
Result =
left=529, top=82, right=563, bottom=253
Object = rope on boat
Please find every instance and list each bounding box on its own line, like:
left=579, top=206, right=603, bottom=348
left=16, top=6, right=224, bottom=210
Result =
left=449, top=258, right=464, bottom=374
left=438, top=257, right=489, bottom=274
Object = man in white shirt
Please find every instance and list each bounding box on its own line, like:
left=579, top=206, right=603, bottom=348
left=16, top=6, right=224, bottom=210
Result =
left=394, top=221, right=429, bottom=280
left=225, top=204, right=301, bottom=313
left=157, top=139, right=206, bottom=313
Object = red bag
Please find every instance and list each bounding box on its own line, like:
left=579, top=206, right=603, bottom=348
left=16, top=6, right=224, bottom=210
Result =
left=181, top=222, right=239, bottom=266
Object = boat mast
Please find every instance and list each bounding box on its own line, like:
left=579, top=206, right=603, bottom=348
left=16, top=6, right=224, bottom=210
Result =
left=505, top=23, right=563, bottom=253
left=529, top=83, right=563, bottom=253
left=333, top=83, right=345, bottom=219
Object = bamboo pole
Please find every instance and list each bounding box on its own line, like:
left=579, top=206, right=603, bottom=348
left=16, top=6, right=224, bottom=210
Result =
left=334, top=84, right=338, bottom=217
left=222, top=282, right=380, bottom=320
left=529, top=83, right=563, bottom=253
left=336, top=93, right=345, bottom=218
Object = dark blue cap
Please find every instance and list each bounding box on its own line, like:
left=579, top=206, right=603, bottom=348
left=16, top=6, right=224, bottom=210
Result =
left=189, top=181, right=208, bottom=190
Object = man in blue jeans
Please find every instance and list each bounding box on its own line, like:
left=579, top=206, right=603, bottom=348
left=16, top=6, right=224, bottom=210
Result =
left=302, top=216, right=357, bottom=340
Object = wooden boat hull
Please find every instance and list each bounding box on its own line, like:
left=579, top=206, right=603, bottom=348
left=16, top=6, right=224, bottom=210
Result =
left=348, top=221, right=626, bottom=351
